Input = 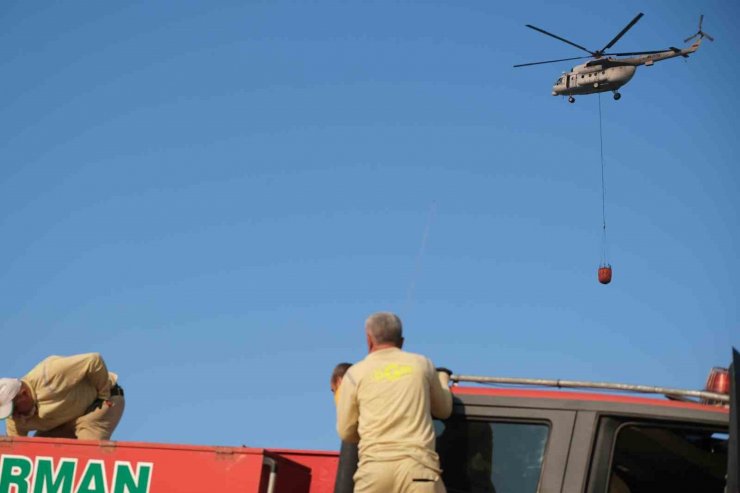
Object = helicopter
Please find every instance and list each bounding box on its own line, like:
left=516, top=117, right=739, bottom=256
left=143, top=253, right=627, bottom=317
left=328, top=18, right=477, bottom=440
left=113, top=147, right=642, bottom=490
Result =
left=515, top=14, right=713, bottom=103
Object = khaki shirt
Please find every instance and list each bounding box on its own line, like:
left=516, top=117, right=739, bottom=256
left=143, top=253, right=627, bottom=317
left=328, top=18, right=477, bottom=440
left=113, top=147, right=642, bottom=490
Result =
left=6, top=353, right=117, bottom=436
left=336, top=347, right=452, bottom=471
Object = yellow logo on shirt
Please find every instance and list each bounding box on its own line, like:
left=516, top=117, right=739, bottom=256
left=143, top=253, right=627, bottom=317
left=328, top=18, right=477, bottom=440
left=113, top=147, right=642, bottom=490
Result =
left=373, top=363, right=414, bottom=382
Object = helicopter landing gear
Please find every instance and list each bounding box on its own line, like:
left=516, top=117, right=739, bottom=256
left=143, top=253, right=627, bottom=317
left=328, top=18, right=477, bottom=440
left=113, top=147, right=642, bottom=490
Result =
left=613, top=91, right=621, bottom=101
left=568, top=96, right=575, bottom=103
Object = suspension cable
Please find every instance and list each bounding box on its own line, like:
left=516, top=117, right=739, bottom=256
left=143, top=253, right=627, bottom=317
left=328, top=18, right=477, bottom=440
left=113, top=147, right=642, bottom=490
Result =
left=598, top=93, right=608, bottom=265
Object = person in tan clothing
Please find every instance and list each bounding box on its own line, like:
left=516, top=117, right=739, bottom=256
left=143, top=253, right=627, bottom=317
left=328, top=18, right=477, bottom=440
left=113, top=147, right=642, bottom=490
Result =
left=331, top=362, right=359, bottom=493
left=336, top=312, right=453, bottom=493
left=0, top=353, right=125, bottom=440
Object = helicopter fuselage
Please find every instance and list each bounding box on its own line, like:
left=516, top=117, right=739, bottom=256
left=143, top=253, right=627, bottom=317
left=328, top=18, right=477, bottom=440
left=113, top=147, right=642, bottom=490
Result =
left=552, top=62, right=636, bottom=96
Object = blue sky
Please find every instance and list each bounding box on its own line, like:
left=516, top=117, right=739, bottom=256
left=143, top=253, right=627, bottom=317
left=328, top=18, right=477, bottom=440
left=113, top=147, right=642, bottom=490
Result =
left=1, top=0, right=738, bottom=450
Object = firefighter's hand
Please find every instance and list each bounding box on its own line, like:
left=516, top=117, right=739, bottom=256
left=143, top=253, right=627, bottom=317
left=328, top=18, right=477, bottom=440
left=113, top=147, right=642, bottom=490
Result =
left=436, top=367, right=453, bottom=388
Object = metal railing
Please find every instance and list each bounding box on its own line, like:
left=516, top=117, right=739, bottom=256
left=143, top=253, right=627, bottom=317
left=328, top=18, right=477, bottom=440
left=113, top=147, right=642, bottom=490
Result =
left=450, top=374, right=730, bottom=404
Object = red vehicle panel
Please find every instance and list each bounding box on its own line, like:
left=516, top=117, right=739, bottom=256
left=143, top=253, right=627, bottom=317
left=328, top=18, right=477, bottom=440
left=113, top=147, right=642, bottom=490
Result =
left=266, top=449, right=339, bottom=493
left=0, top=437, right=335, bottom=493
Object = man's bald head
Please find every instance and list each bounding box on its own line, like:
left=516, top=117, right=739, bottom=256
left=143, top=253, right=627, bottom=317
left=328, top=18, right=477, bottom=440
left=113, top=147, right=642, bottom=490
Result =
left=365, top=312, right=404, bottom=349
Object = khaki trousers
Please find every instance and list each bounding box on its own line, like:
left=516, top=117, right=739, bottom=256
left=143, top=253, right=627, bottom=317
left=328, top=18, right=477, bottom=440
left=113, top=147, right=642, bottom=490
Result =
left=354, top=458, right=446, bottom=493
left=34, top=395, right=125, bottom=440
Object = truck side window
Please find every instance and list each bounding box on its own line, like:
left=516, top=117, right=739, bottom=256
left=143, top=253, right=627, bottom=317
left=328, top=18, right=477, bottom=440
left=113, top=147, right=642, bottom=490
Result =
left=435, top=418, right=549, bottom=493
left=607, top=423, right=728, bottom=493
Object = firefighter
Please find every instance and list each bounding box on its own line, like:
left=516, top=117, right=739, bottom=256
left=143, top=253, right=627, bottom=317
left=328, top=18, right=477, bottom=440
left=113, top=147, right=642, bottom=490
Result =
left=0, top=352, right=125, bottom=440
left=331, top=362, right=359, bottom=493
left=336, top=312, right=453, bottom=493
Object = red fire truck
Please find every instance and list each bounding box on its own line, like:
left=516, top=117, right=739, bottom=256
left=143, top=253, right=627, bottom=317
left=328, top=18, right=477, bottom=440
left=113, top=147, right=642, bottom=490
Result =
left=1, top=363, right=736, bottom=493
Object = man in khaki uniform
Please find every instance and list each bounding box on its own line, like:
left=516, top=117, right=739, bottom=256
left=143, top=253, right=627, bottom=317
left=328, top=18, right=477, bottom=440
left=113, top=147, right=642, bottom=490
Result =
left=331, top=362, right=358, bottom=493
left=0, top=353, right=125, bottom=440
left=337, top=312, right=453, bottom=493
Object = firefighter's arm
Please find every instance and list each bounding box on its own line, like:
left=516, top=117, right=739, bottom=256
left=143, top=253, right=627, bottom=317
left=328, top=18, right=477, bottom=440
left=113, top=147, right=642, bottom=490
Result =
left=50, top=353, right=112, bottom=401
left=6, top=418, right=28, bottom=437
left=428, top=360, right=453, bottom=419
left=336, top=371, right=360, bottom=443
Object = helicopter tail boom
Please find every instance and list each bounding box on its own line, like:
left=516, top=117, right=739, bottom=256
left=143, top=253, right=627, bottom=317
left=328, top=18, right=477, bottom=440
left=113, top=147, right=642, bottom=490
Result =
left=618, top=17, right=710, bottom=67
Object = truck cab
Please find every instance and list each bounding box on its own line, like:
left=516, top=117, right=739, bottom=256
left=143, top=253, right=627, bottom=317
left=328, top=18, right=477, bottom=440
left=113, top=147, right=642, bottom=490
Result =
left=436, top=384, right=729, bottom=493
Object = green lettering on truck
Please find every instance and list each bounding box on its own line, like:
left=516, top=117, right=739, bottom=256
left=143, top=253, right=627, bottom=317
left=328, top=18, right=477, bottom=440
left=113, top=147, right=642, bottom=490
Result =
left=0, top=456, right=152, bottom=493
left=76, top=461, right=107, bottom=493
left=112, top=462, right=152, bottom=493
left=33, top=458, right=76, bottom=493
left=0, top=455, right=33, bottom=493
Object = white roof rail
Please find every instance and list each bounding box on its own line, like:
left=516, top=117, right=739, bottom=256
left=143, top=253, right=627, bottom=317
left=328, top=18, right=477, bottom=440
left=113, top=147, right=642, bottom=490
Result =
left=450, top=374, right=730, bottom=404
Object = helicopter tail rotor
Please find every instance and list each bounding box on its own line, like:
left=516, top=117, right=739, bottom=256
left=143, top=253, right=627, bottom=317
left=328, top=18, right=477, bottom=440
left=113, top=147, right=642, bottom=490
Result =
left=684, top=14, right=714, bottom=43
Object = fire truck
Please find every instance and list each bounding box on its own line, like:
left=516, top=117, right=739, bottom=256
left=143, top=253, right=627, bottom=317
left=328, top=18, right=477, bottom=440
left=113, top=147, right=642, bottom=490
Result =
left=1, top=362, right=736, bottom=493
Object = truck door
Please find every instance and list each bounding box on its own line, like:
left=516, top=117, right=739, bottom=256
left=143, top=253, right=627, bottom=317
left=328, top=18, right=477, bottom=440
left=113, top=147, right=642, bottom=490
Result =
left=584, top=418, right=729, bottom=493
left=435, top=406, right=576, bottom=493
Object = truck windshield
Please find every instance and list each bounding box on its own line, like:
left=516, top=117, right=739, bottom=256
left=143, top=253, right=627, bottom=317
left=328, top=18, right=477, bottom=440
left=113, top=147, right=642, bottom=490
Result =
left=435, top=418, right=549, bottom=493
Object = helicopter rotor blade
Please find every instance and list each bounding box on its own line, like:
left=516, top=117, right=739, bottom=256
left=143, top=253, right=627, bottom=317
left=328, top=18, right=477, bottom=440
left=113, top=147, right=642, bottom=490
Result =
left=525, top=25, right=594, bottom=56
left=698, top=14, right=714, bottom=42
left=514, top=56, right=591, bottom=68
left=600, top=12, right=644, bottom=53
left=684, top=14, right=714, bottom=43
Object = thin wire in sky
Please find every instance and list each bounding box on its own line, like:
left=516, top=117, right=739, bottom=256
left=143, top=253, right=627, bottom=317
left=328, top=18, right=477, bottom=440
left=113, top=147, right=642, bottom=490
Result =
left=404, top=202, right=437, bottom=314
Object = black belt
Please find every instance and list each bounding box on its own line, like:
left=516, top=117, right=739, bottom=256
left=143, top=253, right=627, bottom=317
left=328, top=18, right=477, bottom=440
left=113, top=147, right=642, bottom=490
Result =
left=110, top=384, right=124, bottom=397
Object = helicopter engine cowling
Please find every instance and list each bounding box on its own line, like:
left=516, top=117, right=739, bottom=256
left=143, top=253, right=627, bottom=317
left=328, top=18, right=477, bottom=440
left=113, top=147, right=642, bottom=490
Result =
left=606, top=65, right=637, bottom=90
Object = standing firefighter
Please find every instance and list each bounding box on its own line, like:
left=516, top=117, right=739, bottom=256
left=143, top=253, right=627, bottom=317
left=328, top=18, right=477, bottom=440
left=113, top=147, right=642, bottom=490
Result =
left=336, top=312, right=453, bottom=493
left=331, top=362, right=359, bottom=493
left=0, top=352, right=125, bottom=440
